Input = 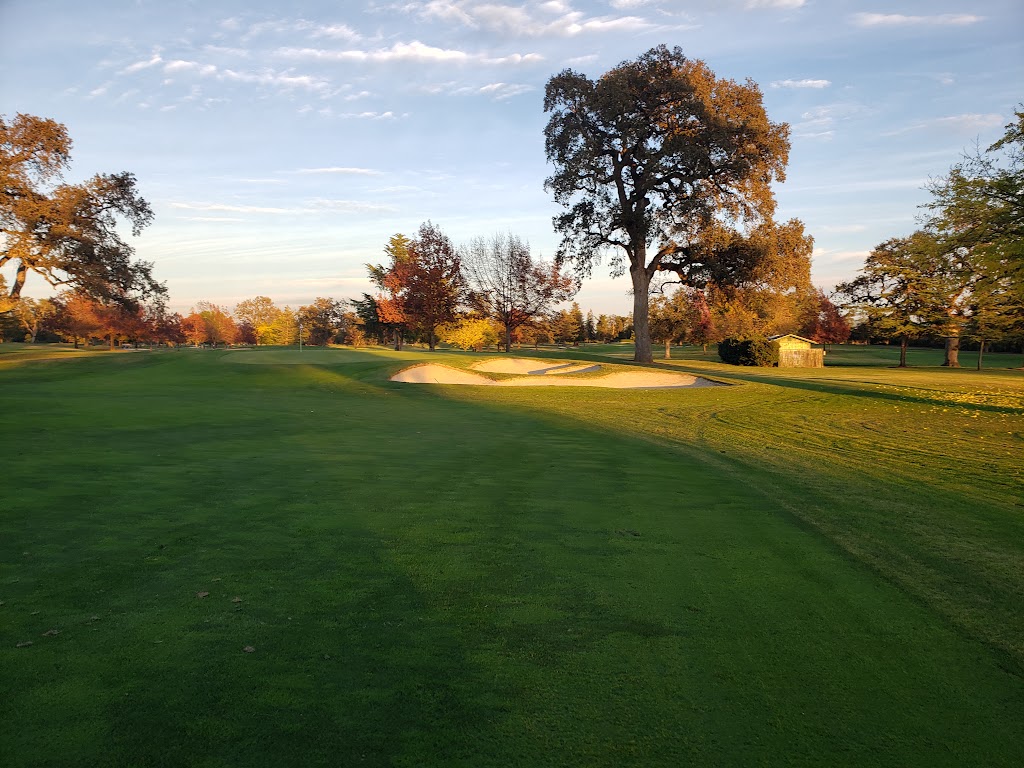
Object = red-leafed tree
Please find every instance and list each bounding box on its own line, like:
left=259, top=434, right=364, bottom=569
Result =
left=463, top=232, right=577, bottom=352
left=404, top=222, right=465, bottom=351
left=367, top=234, right=413, bottom=350
left=53, top=291, right=101, bottom=347
left=799, top=288, right=851, bottom=345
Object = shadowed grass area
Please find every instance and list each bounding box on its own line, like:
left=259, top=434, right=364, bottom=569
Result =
left=1, top=345, right=1022, bottom=767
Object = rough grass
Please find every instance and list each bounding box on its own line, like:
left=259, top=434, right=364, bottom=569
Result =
left=1, top=344, right=1022, bottom=767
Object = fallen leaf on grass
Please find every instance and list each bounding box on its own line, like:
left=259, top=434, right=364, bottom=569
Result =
left=16, top=641, right=33, bottom=648
left=243, top=646, right=256, bottom=653
left=41, top=629, right=60, bottom=637
left=197, top=591, right=209, bottom=599
left=231, top=596, right=242, bottom=603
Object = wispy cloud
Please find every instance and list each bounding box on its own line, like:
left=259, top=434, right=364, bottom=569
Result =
left=156, top=59, right=331, bottom=93
left=310, top=23, right=362, bottom=41
left=172, top=202, right=298, bottom=215
left=747, top=0, right=806, bottom=8
left=819, top=223, right=867, bottom=234
left=308, top=198, right=397, bottom=214
left=411, top=1, right=654, bottom=37
left=477, top=82, right=534, bottom=100
left=851, top=13, right=984, bottom=27
left=771, top=78, right=831, bottom=89
left=277, top=41, right=543, bottom=65
left=171, top=198, right=396, bottom=216
left=120, top=53, right=163, bottom=75
left=417, top=80, right=532, bottom=99
left=293, top=167, right=382, bottom=175
left=887, top=113, right=1004, bottom=135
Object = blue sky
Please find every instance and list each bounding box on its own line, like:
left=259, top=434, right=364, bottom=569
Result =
left=2, top=0, right=1021, bottom=315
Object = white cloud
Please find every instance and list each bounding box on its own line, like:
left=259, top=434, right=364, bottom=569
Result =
left=819, top=223, right=867, bottom=234
left=308, top=109, right=398, bottom=120
left=178, top=217, right=245, bottom=223
left=478, top=82, right=534, bottom=99
left=889, top=113, right=1004, bottom=135
left=293, top=167, right=382, bottom=175
left=747, top=0, right=805, bottom=8
left=172, top=202, right=299, bottom=215
left=771, top=78, right=831, bottom=89
left=610, top=0, right=653, bottom=8
left=310, top=23, right=362, bottom=41
left=203, top=45, right=250, bottom=58
left=308, top=198, right=397, bottom=214
left=121, top=54, right=163, bottom=74
left=411, top=1, right=653, bottom=37
left=154, top=59, right=331, bottom=93
left=794, top=129, right=835, bottom=140
left=277, top=41, right=543, bottom=65
left=851, top=13, right=984, bottom=27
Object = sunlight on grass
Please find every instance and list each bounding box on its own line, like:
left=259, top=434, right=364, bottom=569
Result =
left=2, top=344, right=1022, bottom=766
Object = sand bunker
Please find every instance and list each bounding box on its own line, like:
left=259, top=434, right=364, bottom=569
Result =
left=391, top=363, right=721, bottom=389
left=472, top=359, right=601, bottom=375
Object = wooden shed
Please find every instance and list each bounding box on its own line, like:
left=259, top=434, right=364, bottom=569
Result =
left=768, top=334, right=824, bottom=368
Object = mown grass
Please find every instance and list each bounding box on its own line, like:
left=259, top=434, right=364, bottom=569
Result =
left=1, top=344, right=1022, bottom=767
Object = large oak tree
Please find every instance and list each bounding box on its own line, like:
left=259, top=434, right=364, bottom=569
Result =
left=1, top=113, right=162, bottom=308
left=543, top=45, right=790, bottom=362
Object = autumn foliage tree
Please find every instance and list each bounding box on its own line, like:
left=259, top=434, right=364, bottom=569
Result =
left=798, top=289, right=851, bottom=345
left=234, top=296, right=281, bottom=345
left=368, top=234, right=413, bottom=350
left=404, top=222, right=464, bottom=351
left=544, top=45, right=790, bottom=363
left=463, top=232, right=576, bottom=352
left=1, top=113, right=163, bottom=308
left=181, top=301, right=238, bottom=346
left=298, top=297, right=347, bottom=346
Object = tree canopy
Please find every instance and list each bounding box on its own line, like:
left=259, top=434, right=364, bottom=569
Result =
left=543, top=45, right=790, bottom=362
left=1, top=113, right=162, bottom=308
left=463, top=232, right=576, bottom=352
left=840, top=110, right=1023, bottom=367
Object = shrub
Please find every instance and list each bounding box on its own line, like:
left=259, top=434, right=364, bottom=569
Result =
left=718, top=337, right=779, bottom=366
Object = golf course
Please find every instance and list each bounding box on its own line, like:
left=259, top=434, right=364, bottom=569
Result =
left=2, top=343, right=1022, bottom=767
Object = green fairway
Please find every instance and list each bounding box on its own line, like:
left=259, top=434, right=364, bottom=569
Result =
left=1, top=345, right=1022, bottom=767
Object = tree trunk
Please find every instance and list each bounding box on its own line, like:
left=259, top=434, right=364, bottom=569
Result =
left=393, top=328, right=403, bottom=351
left=631, top=265, right=652, bottom=363
left=504, top=325, right=512, bottom=353
left=977, top=339, right=985, bottom=371
left=664, top=338, right=671, bottom=359
left=11, top=263, right=28, bottom=299
left=942, top=335, right=960, bottom=367
left=428, top=327, right=436, bottom=351
left=898, top=337, right=908, bottom=367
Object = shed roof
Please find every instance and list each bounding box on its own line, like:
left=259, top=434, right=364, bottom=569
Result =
left=767, top=334, right=818, bottom=344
